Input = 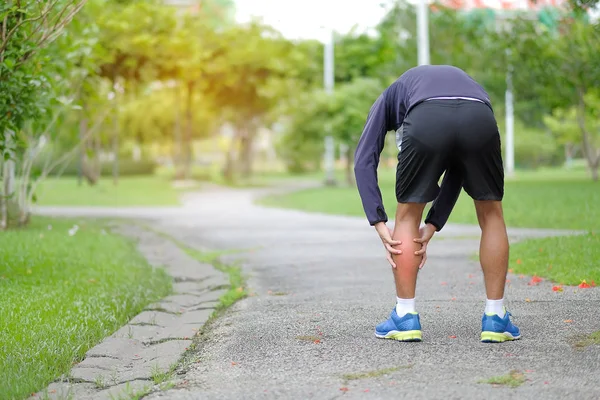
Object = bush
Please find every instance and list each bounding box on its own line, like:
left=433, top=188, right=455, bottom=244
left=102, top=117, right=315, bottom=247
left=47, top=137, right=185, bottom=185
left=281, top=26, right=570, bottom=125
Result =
left=498, top=119, right=561, bottom=169
left=29, top=157, right=157, bottom=177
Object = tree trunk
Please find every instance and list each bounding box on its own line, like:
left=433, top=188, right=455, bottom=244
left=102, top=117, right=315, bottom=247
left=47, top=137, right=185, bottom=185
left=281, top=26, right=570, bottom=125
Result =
left=223, top=135, right=238, bottom=182
left=564, top=143, right=573, bottom=168
left=183, top=81, right=194, bottom=180
left=345, top=145, right=355, bottom=186
left=238, top=126, right=254, bottom=179
left=0, top=155, right=6, bottom=231
left=575, top=88, right=600, bottom=181
left=1, top=129, right=16, bottom=230
left=173, top=83, right=184, bottom=180
left=78, top=98, right=88, bottom=186
left=112, top=80, right=119, bottom=186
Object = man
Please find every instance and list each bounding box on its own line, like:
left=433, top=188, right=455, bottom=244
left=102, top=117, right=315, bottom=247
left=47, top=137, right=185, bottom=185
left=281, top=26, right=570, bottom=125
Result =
left=353, top=64, right=520, bottom=343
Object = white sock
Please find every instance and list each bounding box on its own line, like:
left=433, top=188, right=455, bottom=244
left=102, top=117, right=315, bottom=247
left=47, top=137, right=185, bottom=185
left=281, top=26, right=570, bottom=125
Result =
left=396, top=297, right=416, bottom=317
left=485, top=299, right=505, bottom=318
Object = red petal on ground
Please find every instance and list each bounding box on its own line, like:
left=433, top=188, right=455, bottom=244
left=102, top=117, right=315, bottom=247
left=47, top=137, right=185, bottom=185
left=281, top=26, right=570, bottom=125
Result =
left=340, top=387, right=349, bottom=392
left=579, top=280, right=592, bottom=289
left=516, top=259, right=522, bottom=264
left=449, top=335, right=457, bottom=339
left=552, top=285, right=563, bottom=292
left=528, top=276, right=543, bottom=286
left=564, top=319, right=573, bottom=323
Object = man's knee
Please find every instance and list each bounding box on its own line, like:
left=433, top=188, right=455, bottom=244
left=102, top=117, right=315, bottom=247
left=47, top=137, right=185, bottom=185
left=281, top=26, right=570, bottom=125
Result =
left=395, top=202, right=426, bottom=223
left=474, top=200, right=504, bottom=227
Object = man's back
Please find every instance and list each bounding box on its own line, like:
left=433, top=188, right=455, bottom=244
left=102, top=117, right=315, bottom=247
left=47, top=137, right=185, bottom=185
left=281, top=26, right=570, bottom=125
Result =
left=388, top=65, right=492, bottom=120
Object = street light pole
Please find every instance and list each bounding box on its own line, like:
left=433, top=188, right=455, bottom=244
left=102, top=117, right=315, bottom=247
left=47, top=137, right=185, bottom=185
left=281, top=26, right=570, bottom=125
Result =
left=416, top=0, right=430, bottom=65
left=323, top=27, right=336, bottom=186
left=505, top=48, right=515, bottom=177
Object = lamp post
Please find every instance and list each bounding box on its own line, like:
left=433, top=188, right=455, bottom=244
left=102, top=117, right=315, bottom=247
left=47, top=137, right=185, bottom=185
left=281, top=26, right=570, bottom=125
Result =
left=323, top=27, right=337, bottom=186
left=416, top=0, right=430, bottom=65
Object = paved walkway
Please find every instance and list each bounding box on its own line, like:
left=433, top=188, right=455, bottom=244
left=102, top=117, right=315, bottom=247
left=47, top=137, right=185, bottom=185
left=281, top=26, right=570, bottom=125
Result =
left=35, top=183, right=599, bottom=399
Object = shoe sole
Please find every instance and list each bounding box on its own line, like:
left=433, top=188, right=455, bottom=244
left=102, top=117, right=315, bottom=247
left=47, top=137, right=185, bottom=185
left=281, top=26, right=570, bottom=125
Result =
left=375, top=330, right=422, bottom=342
left=480, top=331, right=522, bottom=343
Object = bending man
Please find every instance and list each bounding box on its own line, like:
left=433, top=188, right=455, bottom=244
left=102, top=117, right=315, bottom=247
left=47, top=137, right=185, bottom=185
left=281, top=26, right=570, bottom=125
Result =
left=353, top=64, right=520, bottom=343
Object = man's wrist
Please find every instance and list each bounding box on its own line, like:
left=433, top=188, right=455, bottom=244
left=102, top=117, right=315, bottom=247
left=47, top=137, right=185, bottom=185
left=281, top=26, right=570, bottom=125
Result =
left=424, top=219, right=441, bottom=232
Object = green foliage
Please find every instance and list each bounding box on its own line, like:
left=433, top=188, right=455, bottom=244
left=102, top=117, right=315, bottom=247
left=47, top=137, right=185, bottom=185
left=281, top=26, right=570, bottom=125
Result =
left=330, top=78, right=385, bottom=147
left=0, top=217, right=171, bottom=399
left=35, top=177, right=187, bottom=206
left=0, top=0, right=87, bottom=144
left=276, top=89, right=333, bottom=173
left=119, top=87, right=216, bottom=144
left=30, top=154, right=157, bottom=178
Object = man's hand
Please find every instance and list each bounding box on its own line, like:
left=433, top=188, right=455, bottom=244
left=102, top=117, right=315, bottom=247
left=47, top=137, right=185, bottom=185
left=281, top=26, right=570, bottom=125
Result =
left=413, top=223, right=436, bottom=269
left=374, top=222, right=402, bottom=268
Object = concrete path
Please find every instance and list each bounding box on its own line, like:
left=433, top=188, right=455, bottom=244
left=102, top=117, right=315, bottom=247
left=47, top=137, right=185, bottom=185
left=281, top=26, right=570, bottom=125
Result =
left=35, top=183, right=599, bottom=399
left=33, top=225, right=230, bottom=400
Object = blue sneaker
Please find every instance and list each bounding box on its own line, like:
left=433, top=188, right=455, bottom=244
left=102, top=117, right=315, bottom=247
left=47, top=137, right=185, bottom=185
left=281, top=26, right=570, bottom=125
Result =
left=481, top=309, right=521, bottom=343
left=375, top=309, right=422, bottom=342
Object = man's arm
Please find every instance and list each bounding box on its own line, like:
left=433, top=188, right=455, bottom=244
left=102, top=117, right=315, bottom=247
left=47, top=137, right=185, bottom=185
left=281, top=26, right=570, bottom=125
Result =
left=354, top=93, right=393, bottom=226
left=424, top=164, right=463, bottom=231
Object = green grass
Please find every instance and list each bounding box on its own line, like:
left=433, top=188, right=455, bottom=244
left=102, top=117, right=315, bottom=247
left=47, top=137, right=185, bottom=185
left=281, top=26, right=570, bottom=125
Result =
left=574, top=331, right=600, bottom=349
left=258, top=167, right=598, bottom=231
left=508, top=233, right=600, bottom=285
left=479, top=370, right=527, bottom=388
left=0, top=217, right=172, bottom=400
left=258, top=167, right=598, bottom=284
left=183, top=248, right=247, bottom=311
left=35, top=176, right=197, bottom=207
left=341, top=366, right=411, bottom=382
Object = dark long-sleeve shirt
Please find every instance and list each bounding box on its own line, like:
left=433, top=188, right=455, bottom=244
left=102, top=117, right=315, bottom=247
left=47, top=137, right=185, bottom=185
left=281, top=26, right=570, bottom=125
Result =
left=353, top=65, right=492, bottom=230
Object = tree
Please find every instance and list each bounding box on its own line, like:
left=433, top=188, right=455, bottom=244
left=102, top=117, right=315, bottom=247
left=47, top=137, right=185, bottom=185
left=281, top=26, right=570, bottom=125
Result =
left=93, top=0, right=178, bottom=184
left=0, top=0, right=88, bottom=229
left=508, top=14, right=600, bottom=179
left=200, top=22, right=304, bottom=181
left=330, top=78, right=385, bottom=185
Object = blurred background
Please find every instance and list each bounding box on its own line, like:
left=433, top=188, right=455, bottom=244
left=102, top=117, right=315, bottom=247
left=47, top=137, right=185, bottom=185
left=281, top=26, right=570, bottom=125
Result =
left=0, top=0, right=599, bottom=226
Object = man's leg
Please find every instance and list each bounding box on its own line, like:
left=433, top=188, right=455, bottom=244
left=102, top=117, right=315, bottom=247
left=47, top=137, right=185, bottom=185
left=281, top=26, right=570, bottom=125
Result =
left=391, top=202, right=427, bottom=300
left=374, top=200, right=427, bottom=341
left=374, top=101, right=452, bottom=342
left=456, top=100, right=521, bottom=343
left=474, top=200, right=509, bottom=302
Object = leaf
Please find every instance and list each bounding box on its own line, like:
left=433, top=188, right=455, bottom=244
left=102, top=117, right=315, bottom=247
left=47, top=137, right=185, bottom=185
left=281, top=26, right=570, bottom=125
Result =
left=3, top=58, right=16, bottom=69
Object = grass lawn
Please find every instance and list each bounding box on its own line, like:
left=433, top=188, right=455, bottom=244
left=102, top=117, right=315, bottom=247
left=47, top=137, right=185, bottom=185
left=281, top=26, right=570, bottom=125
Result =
left=258, top=166, right=599, bottom=285
left=508, top=233, right=600, bottom=286
left=35, top=176, right=197, bottom=207
left=258, top=167, right=598, bottom=231
left=0, top=217, right=172, bottom=399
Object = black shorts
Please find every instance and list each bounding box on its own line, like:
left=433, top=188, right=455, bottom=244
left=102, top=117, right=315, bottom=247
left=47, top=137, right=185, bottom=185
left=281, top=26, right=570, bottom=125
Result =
left=395, top=99, right=504, bottom=203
